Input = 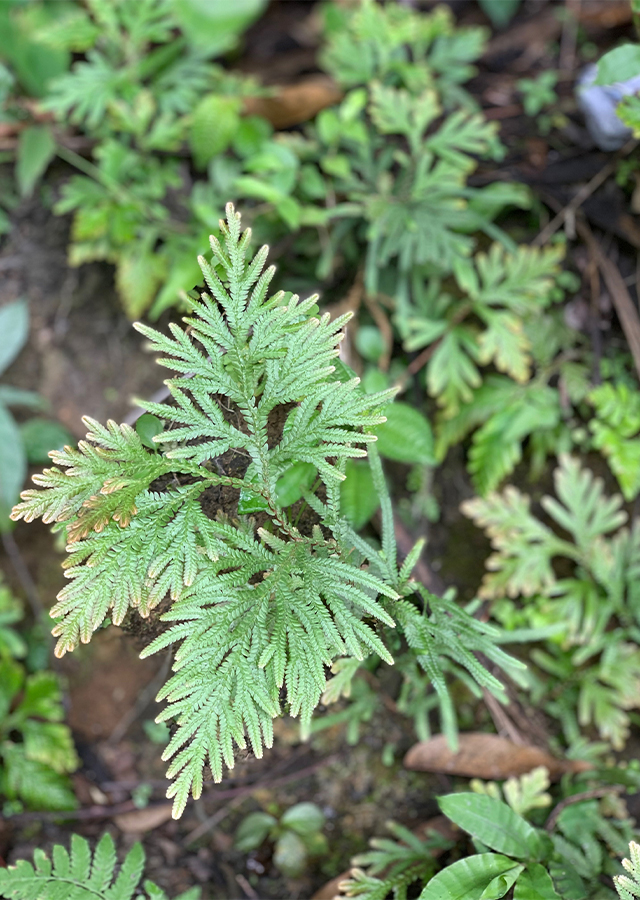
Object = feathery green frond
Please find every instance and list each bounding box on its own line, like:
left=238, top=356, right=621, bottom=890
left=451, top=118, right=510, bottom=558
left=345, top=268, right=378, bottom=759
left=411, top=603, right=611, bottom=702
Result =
left=12, top=204, right=518, bottom=817
left=0, top=832, right=200, bottom=900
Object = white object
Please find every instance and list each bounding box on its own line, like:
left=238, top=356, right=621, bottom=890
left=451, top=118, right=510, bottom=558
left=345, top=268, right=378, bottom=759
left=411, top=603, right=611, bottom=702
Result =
left=577, top=63, right=640, bottom=151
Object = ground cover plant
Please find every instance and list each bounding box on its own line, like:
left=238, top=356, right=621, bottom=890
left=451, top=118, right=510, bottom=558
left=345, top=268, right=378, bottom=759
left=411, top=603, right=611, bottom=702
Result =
left=11, top=204, right=519, bottom=819
left=4, top=0, right=640, bottom=897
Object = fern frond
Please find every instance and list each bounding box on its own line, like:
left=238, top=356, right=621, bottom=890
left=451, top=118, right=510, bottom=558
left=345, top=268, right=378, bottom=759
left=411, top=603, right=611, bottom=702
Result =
left=13, top=203, right=517, bottom=817
left=616, top=841, right=640, bottom=900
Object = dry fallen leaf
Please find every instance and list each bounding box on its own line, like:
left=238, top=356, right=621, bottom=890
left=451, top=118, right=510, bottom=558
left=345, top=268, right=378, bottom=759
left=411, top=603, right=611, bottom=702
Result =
left=243, top=76, right=342, bottom=129
left=114, top=803, right=173, bottom=833
left=404, top=734, right=591, bottom=780
left=311, top=873, right=350, bottom=900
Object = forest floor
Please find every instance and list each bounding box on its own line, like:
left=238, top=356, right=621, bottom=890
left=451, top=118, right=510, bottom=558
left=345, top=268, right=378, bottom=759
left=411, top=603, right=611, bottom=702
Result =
left=1, top=1, right=639, bottom=897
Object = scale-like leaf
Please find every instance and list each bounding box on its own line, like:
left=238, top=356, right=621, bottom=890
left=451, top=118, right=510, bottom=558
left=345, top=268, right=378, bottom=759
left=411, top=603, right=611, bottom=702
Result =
left=12, top=205, right=518, bottom=817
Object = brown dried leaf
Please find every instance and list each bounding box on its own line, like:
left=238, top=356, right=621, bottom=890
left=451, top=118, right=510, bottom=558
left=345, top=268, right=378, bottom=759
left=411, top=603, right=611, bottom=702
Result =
left=311, top=873, right=349, bottom=900
left=114, top=803, right=173, bottom=833
left=404, top=734, right=591, bottom=781
left=243, top=76, right=342, bottom=129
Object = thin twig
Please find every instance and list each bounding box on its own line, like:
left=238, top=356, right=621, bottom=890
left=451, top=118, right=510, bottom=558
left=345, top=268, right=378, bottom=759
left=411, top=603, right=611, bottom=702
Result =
left=1, top=531, right=45, bottom=625
left=5, top=799, right=138, bottom=823
left=107, top=650, right=172, bottom=744
left=236, top=874, right=260, bottom=899
left=544, top=786, right=624, bottom=832
left=577, top=218, right=640, bottom=382
left=533, top=139, right=638, bottom=247
left=482, top=689, right=527, bottom=747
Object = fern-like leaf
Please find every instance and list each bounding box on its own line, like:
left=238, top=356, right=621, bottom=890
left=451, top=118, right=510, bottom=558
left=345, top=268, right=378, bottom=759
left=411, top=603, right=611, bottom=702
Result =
left=0, top=832, right=199, bottom=900
left=11, top=204, right=521, bottom=818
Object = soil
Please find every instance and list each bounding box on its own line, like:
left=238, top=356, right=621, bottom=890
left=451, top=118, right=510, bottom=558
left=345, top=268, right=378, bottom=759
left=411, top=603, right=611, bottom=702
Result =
left=2, top=1, right=640, bottom=898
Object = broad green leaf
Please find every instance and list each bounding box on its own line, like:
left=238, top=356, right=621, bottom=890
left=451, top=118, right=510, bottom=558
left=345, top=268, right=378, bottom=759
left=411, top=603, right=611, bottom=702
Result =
left=273, top=830, right=308, bottom=878
left=355, top=326, right=386, bottom=363
left=438, top=794, right=542, bottom=860
left=275, top=461, right=316, bottom=508
left=171, top=0, right=267, bottom=55
left=149, top=244, right=205, bottom=319
left=2, top=743, right=77, bottom=810
left=420, top=853, right=521, bottom=900
left=0, top=207, right=10, bottom=236
left=0, top=404, right=26, bottom=523
left=478, top=0, right=521, bottom=27
left=372, top=402, right=435, bottom=465
left=116, top=249, right=166, bottom=320
left=514, top=863, right=562, bottom=899
left=340, top=459, right=379, bottom=529
left=547, top=859, right=587, bottom=900
left=235, top=812, right=277, bottom=851
left=16, top=125, right=56, bottom=198
left=20, top=419, right=73, bottom=464
left=22, top=720, right=79, bottom=774
left=594, top=44, right=640, bottom=86
left=0, top=657, right=24, bottom=720
left=280, top=802, right=325, bottom=836
left=189, top=95, right=241, bottom=170
left=0, top=299, right=29, bottom=374
left=18, top=671, right=64, bottom=721
left=135, top=414, right=164, bottom=451
left=0, top=3, right=70, bottom=97
left=0, top=386, right=45, bottom=409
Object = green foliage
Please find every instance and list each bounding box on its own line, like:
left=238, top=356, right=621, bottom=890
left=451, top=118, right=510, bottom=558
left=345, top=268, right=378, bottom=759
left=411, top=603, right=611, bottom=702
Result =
left=593, top=43, right=640, bottom=138
left=0, top=832, right=201, bottom=900
left=463, top=455, right=640, bottom=748
left=235, top=801, right=327, bottom=877
left=0, top=1, right=72, bottom=98
left=426, top=251, right=582, bottom=494
left=0, top=575, right=27, bottom=661
left=471, top=766, right=552, bottom=818
left=0, top=576, right=78, bottom=813
left=12, top=206, right=518, bottom=818
left=15, top=125, right=56, bottom=198
left=617, top=94, right=640, bottom=138
left=339, top=776, right=637, bottom=900
left=338, top=821, right=450, bottom=900
left=0, top=575, right=78, bottom=813
left=478, top=0, right=521, bottom=28
left=0, top=300, right=72, bottom=527
left=518, top=71, right=559, bottom=117
left=616, top=841, right=640, bottom=900
left=595, top=45, right=640, bottom=86
left=28, top=0, right=266, bottom=317
left=590, top=382, right=640, bottom=501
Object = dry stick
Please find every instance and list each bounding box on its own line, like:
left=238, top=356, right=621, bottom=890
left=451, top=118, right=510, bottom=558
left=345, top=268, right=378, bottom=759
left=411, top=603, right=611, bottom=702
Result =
left=235, top=874, right=259, bottom=900
left=5, top=799, right=139, bottom=824
left=1, top=530, right=45, bottom=625
left=577, top=219, right=640, bottom=383
left=107, top=650, right=173, bottom=744
left=481, top=689, right=527, bottom=747
left=533, top=139, right=638, bottom=248
left=544, top=786, right=625, bottom=832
